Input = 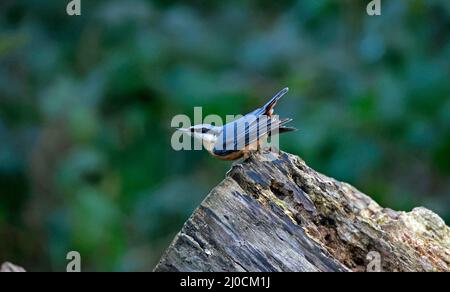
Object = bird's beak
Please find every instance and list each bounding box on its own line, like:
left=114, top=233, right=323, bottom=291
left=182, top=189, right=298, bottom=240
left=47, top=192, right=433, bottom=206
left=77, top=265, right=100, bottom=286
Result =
left=177, top=128, right=189, bottom=133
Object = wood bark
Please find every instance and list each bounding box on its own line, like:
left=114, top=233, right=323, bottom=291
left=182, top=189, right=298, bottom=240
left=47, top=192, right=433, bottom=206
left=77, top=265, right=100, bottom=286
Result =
left=155, top=151, right=450, bottom=272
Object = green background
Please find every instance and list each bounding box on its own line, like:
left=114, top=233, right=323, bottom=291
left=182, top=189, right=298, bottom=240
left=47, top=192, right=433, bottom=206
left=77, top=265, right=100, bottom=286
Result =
left=0, top=0, right=449, bottom=271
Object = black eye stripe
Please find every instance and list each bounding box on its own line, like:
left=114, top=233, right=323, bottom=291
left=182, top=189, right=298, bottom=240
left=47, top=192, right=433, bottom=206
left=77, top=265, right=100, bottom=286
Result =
left=191, top=127, right=209, bottom=133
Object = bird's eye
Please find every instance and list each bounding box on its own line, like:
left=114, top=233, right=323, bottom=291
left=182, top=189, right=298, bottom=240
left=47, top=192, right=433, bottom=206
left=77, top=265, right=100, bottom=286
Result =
left=201, top=128, right=209, bottom=133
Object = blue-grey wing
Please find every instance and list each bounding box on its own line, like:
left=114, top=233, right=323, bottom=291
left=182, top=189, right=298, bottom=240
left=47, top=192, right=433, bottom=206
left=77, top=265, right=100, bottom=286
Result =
left=212, top=116, right=291, bottom=156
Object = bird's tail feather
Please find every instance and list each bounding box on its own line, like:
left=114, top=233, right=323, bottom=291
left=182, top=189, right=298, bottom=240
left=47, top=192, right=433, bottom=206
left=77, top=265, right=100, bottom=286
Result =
left=263, top=87, right=289, bottom=115
left=279, top=126, right=297, bottom=133
left=278, top=118, right=297, bottom=133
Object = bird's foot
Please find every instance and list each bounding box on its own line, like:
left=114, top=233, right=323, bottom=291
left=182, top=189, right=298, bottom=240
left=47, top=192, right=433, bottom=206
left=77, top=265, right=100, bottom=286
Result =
left=244, top=150, right=262, bottom=162
left=263, top=146, right=280, bottom=154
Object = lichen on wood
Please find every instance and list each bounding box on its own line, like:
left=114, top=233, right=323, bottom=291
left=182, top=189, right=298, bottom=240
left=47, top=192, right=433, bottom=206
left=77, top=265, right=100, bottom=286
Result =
left=155, top=151, right=450, bottom=272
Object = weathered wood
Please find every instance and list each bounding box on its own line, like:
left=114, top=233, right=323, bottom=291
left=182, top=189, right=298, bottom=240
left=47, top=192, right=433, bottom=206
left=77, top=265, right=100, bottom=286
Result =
left=1, top=262, right=26, bottom=272
left=155, top=151, right=450, bottom=272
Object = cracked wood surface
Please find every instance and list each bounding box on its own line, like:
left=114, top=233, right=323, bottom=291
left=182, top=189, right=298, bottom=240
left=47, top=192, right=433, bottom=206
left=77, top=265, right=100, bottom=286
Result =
left=155, top=151, right=450, bottom=272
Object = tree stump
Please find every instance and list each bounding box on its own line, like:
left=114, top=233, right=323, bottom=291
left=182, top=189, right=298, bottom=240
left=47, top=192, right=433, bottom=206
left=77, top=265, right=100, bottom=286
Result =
left=155, top=151, right=450, bottom=272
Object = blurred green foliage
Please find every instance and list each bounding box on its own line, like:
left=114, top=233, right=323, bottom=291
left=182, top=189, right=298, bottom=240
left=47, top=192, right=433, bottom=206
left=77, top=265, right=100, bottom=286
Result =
left=0, top=0, right=449, bottom=271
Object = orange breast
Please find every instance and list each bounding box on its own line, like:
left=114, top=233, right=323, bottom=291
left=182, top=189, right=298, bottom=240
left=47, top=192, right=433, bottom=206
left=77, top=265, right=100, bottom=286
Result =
left=211, top=141, right=260, bottom=161
left=213, top=150, right=245, bottom=161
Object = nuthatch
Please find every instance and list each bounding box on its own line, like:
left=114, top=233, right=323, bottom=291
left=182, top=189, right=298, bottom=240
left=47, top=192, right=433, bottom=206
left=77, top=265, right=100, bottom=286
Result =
left=178, top=88, right=296, bottom=160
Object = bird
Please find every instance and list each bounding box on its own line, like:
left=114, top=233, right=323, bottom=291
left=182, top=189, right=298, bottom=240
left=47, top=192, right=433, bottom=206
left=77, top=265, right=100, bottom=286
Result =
left=177, top=87, right=296, bottom=160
